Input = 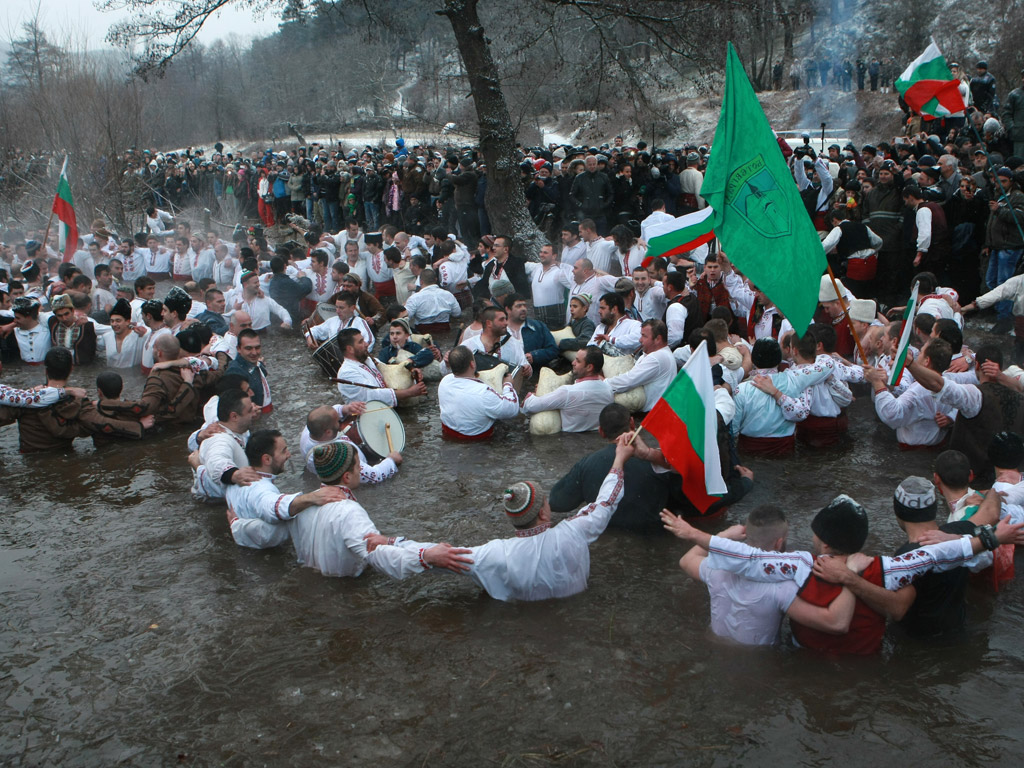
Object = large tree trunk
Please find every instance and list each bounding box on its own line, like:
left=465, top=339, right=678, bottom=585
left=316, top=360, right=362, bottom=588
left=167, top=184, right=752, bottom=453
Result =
left=440, top=0, right=544, bottom=261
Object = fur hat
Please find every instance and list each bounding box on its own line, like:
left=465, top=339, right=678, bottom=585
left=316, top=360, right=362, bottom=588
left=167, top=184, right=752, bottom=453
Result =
left=811, top=495, right=869, bottom=554
left=848, top=298, right=877, bottom=324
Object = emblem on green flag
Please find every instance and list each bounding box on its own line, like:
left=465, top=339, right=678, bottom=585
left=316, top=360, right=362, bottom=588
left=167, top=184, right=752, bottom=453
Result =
left=725, top=155, right=791, bottom=239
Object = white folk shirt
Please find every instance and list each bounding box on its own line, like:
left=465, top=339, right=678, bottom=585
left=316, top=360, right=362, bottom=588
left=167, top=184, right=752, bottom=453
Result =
left=607, top=346, right=676, bottom=411
left=234, top=295, right=291, bottom=331
left=640, top=210, right=675, bottom=243
left=634, top=283, right=667, bottom=322
left=584, top=238, right=620, bottom=273
left=462, top=333, right=527, bottom=367
left=192, top=427, right=249, bottom=501
left=520, top=377, right=614, bottom=432
left=210, top=331, right=238, bottom=360
left=172, top=248, right=195, bottom=277
left=463, top=468, right=624, bottom=601
left=225, top=474, right=301, bottom=549
left=560, top=240, right=587, bottom=266
left=366, top=250, right=393, bottom=284
left=344, top=257, right=370, bottom=288
left=588, top=316, right=642, bottom=354
left=0, top=384, right=65, bottom=407
left=700, top=559, right=799, bottom=646
left=106, top=330, right=146, bottom=368
left=336, top=357, right=396, bottom=407
left=405, top=284, right=463, bottom=325
left=526, top=262, right=572, bottom=309
left=703, top=534, right=988, bottom=592
left=795, top=355, right=853, bottom=417
left=311, top=313, right=375, bottom=352
left=751, top=306, right=793, bottom=342
left=299, top=405, right=398, bottom=485
left=723, top=271, right=755, bottom=321
left=141, top=326, right=171, bottom=370
left=874, top=381, right=955, bottom=446
left=14, top=322, right=52, bottom=363
left=145, top=247, right=172, bottom=274
left=307, top=271, right=338, bottom=303
left=438, top=374, right=519, bottom=436
left=285, top=492, right=429, bottom=579
left=665, top=299, right=689, bottom=348
left=120, top=251, right=147, bottom=282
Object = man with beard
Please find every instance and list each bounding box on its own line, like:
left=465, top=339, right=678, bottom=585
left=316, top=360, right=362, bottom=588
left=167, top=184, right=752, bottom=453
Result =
left=520, top=346, right=613, bottom=432
left=334, top=327, right=426, bottom=406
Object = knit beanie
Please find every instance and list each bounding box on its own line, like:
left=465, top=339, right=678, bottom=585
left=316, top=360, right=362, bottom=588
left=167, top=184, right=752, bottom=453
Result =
left=503, top=481, right=545, bottom=528
left=893, top=477, right=937, bottom=523
left=313, top=442, right=356, bottom=484
left=811, top=494, right=869, bottom=554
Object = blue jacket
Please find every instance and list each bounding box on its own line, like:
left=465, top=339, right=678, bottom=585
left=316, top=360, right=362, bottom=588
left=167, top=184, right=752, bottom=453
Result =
left=379, top=340, right=434, bottom=369
left=520, top=318, right=559, bottom=366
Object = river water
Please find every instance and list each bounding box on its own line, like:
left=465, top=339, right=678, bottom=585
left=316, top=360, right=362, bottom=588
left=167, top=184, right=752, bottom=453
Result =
left=1, top=321, right=1021, bottom=767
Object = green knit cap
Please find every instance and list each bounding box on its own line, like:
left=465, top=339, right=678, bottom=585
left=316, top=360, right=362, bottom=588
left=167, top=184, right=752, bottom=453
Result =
left=313, top=442, right=356, bottom=483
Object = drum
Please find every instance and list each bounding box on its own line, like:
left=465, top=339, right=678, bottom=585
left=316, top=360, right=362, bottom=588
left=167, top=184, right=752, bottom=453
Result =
left=311, top=340, right=342, bottom=379
left=356, top=403, right=406, bottom=462
left=316, top=302, right=337, bottom=322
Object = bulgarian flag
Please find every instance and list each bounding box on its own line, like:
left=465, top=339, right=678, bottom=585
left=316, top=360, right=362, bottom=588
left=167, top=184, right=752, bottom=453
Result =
left=895, top=41, right=966, bottom=118
left=641, top=340, right=726, bottom=514
left=888, top=282, right=920, bottom=387
left=52, top=156, right=78, bottom=263
left=644, top=208, right=715, bottom=263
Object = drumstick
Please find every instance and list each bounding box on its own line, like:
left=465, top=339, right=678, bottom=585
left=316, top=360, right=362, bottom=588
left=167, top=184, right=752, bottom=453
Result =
left=385, top=422, right=395, bottom=453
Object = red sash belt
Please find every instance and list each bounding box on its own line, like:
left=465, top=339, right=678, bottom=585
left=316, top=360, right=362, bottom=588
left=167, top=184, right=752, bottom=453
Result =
left=416, top=322, right=451, bottom=334
left=261, top=404, right=274, bottom=415
left=373, top=279, right=397, bottom=298
left=898, top=436, right=949, bottom=451
left=172, top=273, right=190, bottom=282
left=796, top=412, right=849, bottom=448
left=441, top=423, right=494, bottom=441
left=737, top=433, right=795, bottom=457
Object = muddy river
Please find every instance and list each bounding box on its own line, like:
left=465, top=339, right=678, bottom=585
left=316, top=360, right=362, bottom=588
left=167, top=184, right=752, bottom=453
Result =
left=1, top=321, right=1021, bottom=767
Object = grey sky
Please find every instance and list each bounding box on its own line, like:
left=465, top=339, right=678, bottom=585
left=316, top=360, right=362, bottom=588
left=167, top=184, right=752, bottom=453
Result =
left=3, top=0, right=279, bottom=48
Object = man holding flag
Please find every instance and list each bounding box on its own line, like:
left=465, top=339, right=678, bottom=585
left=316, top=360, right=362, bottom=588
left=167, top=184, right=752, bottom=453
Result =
left=50, top=157, right=78, bottom=263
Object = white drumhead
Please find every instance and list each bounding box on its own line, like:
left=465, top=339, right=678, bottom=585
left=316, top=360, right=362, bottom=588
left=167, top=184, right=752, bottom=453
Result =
left=356, top=404, right=406, bottom=457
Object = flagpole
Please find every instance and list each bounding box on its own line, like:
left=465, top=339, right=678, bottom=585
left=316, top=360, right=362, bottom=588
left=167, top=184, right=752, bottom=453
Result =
left=826, top=265, right=867, bottom=362
left=41, top=210, right=55, bottom=254
left=627, top=424, right=645, bottom=446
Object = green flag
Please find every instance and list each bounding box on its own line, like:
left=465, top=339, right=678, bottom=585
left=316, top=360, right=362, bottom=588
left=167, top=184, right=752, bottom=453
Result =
left=702, top=43, right=826, bottom=335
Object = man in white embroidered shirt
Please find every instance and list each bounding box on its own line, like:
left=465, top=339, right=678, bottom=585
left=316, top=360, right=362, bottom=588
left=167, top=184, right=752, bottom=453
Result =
left=521, top=346, right=614, bottom=432
left=438, top=345, right=520, bottom=440
left=231, top=440, right=472, bottom=576
left=308, top=292, right=375, bottom=353
left=607, top=319, right=676, bottom=412
left=404, top=268, right=462, bottom=333
left=335, top=328, right=426, bottom=406
left=383, top=437, right=633, bottom=601
left=588, top=291, right=642, bottom=354
left=870, top=337, right=956, bottom=449
left=225, top=429, right=352, bottom=549
left=678, top=505, right=832, bottom=646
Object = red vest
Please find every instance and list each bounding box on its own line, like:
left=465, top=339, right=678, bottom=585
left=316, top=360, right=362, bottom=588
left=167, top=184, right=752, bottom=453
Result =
left=791, top=557, right=886, bottom=655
